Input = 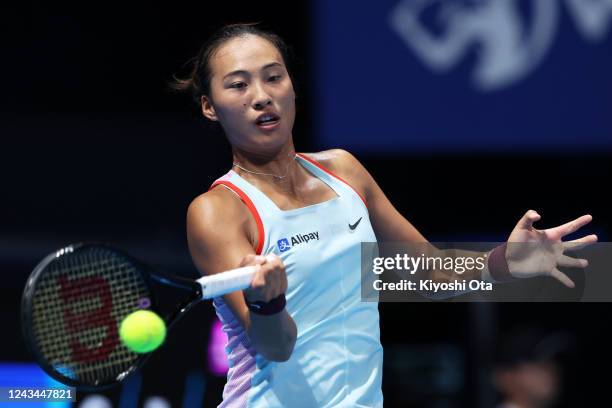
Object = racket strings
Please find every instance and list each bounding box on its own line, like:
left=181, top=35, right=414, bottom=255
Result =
left=30, top=247, right=151, bottom=386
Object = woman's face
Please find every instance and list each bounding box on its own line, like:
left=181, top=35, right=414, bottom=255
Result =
left=202, top=34, right=296, bottom=154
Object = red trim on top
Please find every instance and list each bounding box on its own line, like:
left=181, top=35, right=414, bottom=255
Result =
left=296, top=153, right=368, bottom=208
left=209, top=180, right=264, bottom=255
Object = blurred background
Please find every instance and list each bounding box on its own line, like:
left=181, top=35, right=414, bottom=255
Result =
left=1, top=0, right=611, bottom=406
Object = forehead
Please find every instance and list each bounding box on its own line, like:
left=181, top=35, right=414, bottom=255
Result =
left=211, top=35, right=283, bottom=76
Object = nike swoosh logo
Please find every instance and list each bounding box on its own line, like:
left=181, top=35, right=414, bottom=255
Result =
left=349, top=217, right=363, bottom=230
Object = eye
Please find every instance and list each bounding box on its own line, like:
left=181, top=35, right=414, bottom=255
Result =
left=230, top=82, right=246, bottom=89
left=268, top=75, right=282, bottom=82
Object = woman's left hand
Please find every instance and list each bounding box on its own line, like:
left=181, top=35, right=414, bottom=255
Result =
left=504, top=210, right=598, bottom=287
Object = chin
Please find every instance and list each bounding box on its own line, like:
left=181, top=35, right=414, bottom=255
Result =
left=254, top=131, right=290, bottom=146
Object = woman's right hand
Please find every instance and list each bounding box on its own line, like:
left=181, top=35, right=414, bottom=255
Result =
left=242, top=254, right=288, bottom=303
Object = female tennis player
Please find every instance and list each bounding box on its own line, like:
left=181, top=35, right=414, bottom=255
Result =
left=179, top=23, right=597, bottom=408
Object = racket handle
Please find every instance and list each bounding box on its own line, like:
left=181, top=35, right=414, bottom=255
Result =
left=197, top=265, right=258, bottom=299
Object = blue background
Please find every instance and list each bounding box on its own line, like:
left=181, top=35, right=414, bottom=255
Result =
left=313, top=0, right=612, bottom=153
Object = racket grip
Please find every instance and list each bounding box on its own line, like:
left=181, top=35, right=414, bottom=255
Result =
left=197, top=265, right=258, bottom=299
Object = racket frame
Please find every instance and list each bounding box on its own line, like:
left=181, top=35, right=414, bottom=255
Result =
left=21, top=243, right=203, bottom=390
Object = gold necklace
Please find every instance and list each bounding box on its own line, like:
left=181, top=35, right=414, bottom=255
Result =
left=232, top=153, right=297, bottom=180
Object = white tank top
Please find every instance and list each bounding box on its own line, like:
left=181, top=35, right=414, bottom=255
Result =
left=210, top=153, right=383, bottom=408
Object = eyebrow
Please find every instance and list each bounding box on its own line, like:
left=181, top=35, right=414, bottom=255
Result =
left=222, top=62, right=283, bottom=80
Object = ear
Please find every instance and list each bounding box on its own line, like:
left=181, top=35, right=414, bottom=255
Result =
left=200, top=95, right=219, bottom=121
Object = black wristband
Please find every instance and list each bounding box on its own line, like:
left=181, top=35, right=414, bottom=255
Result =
left=244, top=293, right=286, bottom=315
left=488, top=243, right=515, bottom=282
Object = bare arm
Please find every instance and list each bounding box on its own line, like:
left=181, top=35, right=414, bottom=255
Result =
left=315, top=149, right=428, bottom=243
left=186, top=187, right=297, bottom=361
left=323, top=149, right=489, bottom=291
left=325, top=149, right=595, bottom=295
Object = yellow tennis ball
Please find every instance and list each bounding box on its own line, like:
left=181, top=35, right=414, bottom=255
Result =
left=119, top=310, right=166, bottom=353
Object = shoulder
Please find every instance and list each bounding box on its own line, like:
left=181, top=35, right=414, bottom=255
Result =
left=299, top=148, right=363, bottom=177
left=186, top=187, right=260, bottom=279
left=300, top=149, right=369, bottom=201
left=186, top=186, right=251, bottom=234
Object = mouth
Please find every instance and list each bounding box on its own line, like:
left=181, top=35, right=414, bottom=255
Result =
left=255, top=113, right=281, bottom=130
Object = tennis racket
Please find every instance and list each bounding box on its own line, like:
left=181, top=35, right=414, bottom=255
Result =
left=21, top=242, right=256, bottom=389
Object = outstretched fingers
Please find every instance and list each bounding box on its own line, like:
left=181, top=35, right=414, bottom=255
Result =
left=516, top=210, right=541, bottom=230
left=563, top=234, right=598, bottom=251
left=548, top=214, right=593, bottom=240
left=557, top=254, right=588, bottom=268
left=550, top=267, right=575, bottom=288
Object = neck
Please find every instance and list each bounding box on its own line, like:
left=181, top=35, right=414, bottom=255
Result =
left=231, top=143, right=301, bottom=188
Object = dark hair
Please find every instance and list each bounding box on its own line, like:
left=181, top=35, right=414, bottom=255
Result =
left=172, top=22, right=297, bottom=106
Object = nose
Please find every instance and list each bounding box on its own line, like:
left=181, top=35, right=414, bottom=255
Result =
left=251, top=82, right=272, bottom=110
left=253, top=99, right=272, bottom=110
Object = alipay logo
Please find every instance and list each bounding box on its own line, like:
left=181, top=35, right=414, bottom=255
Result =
left=277, top=238, right=291, bottom=252
left=277, top=231, right=320, bottom=253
